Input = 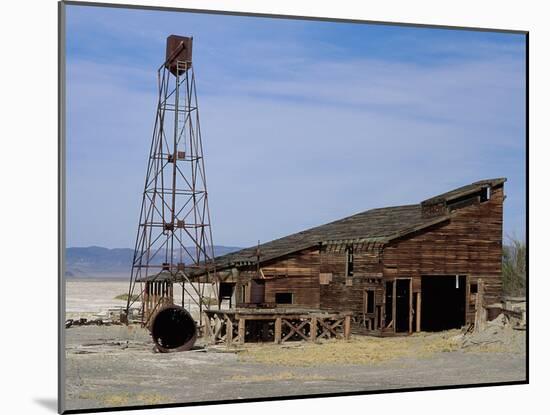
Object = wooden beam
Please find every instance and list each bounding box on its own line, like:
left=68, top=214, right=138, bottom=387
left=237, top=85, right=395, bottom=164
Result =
left=282, top=319, right=309, bottom=342
left=213, top=316, right=223, bottom=343
left=317, top=318, right=344, bottom=339
left=203, top=316, right=214, bottom=345
left=310, top=317, right=317, bottom=342
left=344, top=315, right=351, bottom=340
left=416, top=292, right=421, bottom=332
left=409, top=278, right=413, bottom=334
left=465, top=275, right=471, bottom=324
left=392, top=280, right=397, bottom=334
left=274, top=317, right=282, bottom=344
left=226, top=317, right=233, bottom=346
left=238, top=318, right=245, bottom=345
left=474, top=278, right=486, bottom=332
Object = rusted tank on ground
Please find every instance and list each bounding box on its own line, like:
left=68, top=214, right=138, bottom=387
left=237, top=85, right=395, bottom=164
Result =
left=150, top=305, right=197, bottom=352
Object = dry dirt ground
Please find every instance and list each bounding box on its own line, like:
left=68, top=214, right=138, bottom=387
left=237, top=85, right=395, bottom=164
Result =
left=64, top=323, right=526, bottom=411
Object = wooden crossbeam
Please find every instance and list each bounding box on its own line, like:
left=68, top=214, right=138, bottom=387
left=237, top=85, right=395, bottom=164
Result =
left=213, top=316, right=224, bottom=342
left=282, top=319, right=309, bottom=342
left=317, top=318, right=344, bottom=339
left=204, top=316, right=214, bottom=345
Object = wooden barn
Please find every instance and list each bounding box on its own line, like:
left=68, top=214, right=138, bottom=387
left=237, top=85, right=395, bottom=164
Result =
left=208, top=178, right=506, bottom=338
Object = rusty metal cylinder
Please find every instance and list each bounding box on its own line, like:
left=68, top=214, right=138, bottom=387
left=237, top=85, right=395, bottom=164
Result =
left=150, top=305, right=197, bottom=352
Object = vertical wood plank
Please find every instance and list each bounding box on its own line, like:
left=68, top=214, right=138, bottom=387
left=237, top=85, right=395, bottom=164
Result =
left=226, top=317, right=233, bottom=346
left=310, top=317, right=317, bottom=342
left=204, top=315, right=214, bottom=345
left=474, top=278, right=486, bottom=332
left=344, top=315, right=351, bottom=340
left=392, top=280, right=397, bottom=333
left=274, top=317, right=282, bottom=344
left=416, top=292, right=421, bottom=332
left=465, top=275, right=471, bottom=324
left=238, top=318, right=245, bottom=345
left=409, top=278, right=413, bottom=333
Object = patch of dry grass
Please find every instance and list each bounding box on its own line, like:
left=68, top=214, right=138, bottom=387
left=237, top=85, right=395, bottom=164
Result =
left=239, top=331, right=465, bottom=367
left=135, top=393, right=168, bottom=405
left=416, top=331, right=461, bottom=357
left=102, top=394, right=131, bottom=407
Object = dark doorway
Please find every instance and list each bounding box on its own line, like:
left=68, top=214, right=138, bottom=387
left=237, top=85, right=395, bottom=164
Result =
left=395, top=279, right=410, bottom=333
left=365, top=290, right=375, bottom=314
left=421, top=275, right=466, bottom=331
left=384, top=280, right=393, bottom=327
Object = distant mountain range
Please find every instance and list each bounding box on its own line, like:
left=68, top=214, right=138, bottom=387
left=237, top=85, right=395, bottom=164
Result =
left=65, top=245, right=242, bottom=279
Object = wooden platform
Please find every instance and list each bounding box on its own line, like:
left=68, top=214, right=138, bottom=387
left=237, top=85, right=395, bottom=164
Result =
left=204, top=308, right=352, bottom=346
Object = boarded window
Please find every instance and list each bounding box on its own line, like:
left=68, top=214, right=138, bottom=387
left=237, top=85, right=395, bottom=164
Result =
left=275, top=293, right=293, bottom=304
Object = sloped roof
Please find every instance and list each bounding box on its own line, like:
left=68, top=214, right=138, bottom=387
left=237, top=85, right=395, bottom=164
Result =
left=421, top=178, right=506, bottom=206
left=213, top=178, right=506, bottom=269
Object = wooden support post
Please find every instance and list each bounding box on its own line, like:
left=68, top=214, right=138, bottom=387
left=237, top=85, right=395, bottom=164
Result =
left=363, top=290, right=367, bottom=329
left=392, top=280, right=397, bottom=333
left=152, top=283, right=156, bottom=315
left=274, top=317, right=282, bottom=344
left=226, top=317, right=233, bottom=346
left=465, top=275, right=471, bottom=324
left=143, top=283, right=149, bottom=320
left=416, top=292, right=421, bottom=332
left=344, top=315, right=351, bottom=340
left=310, top=317, right=317, bottom=342
left=238, top=318, right=245, bottom=345
left=474, top=279, right=486, bottom=333
left=409, top=278, right=413, bottom=334
left=204, top=315, right=214, bottom=345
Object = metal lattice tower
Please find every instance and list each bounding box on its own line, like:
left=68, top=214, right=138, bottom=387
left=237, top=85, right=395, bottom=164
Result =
left=126, top=35, right=218, bottom=325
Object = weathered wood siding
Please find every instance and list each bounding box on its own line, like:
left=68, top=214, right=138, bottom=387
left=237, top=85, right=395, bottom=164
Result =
left=222, top=183, right=504, bottom=329
left=262, top=248, right=321, bottom=308
left=383, top=184, right=504, bottom=306
left=319, top=247, right=384, bottom=313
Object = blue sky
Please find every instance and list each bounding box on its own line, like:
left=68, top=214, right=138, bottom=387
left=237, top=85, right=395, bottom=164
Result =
left=65, top=4, right=526, bottom=249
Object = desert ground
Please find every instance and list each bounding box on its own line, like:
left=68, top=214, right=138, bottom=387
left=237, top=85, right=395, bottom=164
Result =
left=66, top=278, right=208, bottom=321
left=64, top=278, right=526, bottom=411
